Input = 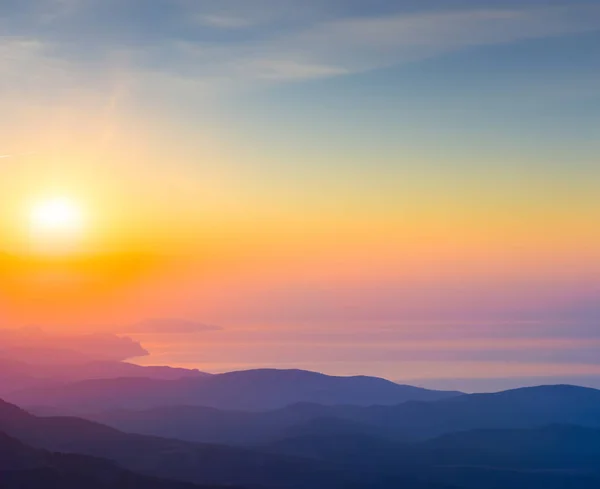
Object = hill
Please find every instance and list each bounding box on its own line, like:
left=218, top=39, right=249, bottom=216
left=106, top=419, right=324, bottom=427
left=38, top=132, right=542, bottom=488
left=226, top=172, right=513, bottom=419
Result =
left=0, top=398, right=454, bottom=489
left=0, top=431, right=235, bottom=489
left=263, top=425, right=600, bottom=489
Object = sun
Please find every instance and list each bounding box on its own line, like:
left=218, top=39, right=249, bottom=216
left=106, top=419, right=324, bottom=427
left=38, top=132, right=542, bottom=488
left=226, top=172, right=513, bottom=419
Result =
left=28, top=197, right=86, bottom=253
left=30, top=197, right=83, bottom=233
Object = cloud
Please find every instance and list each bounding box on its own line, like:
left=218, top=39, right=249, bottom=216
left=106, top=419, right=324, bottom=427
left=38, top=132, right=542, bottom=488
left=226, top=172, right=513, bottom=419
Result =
left=230, top=5, right=600, bottom=82
left=198, top=14, right=254, bottom=29
left=2, top=1, right=599, bottom=98
left=114, top=4, right=600, bottom=86
left=168, top=4, right=600, bottom=84
left=124, top=318, right=222, bottom=334
left=237, top=58, right=349, bottom=81
left=0, top=152, right=36, bottom=160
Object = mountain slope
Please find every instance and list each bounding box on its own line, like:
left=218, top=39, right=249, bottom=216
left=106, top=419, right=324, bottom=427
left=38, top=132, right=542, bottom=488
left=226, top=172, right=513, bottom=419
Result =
left=0, top=431, right=234, bottom=489
left=0, top=399, right=395, bottom=489
left=421, top=424, right=600, bottom=469
left=0, top=398, right=457, bottom=489
left=7, top=368, right=460, bottom=411
left=7, top=392, right=600, bottom=489
left=263, top=425, right=600, bottom=489
left=417, top=425, right=600, bottom=489
left=0, top=356, right=208, bottom=392
left=82, top=384, right=600, bottom=445
left=357, top=384, right=600, bottom=438
left=85, top=404, right=387, bottom=445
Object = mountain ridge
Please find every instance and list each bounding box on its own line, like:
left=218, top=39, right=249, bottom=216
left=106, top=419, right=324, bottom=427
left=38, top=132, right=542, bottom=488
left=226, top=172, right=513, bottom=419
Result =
left=6, top=368, right=461, bottom=411
left=78, top=383, right=600, bottom=445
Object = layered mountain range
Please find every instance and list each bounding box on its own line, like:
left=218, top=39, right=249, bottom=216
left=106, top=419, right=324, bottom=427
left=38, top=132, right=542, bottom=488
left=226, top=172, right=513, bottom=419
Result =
left=2, top=357, right=600, bottom=489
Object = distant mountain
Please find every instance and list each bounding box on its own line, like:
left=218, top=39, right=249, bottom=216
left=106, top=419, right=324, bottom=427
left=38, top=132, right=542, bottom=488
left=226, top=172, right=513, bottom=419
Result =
left=0, top=431, right=233, bottom=489
left=270, top=384, right=600, bottom=441
left=0, top=358, right=50, bottom=396
left=47, top=361, right=210, bottom=382
left=0, top=329, right=149, bottom=363
left=0, top=329, right=211, bottom=399
left=354, top=384, right=600, bottom=439
left=0, top=356, right=209, bottom=396
left=85, top=404, right=387, bottom=445
left=7, top=368, right=461, bottom=411
left=1, top=347, right=104, bottom=365
left=83, top=384, right=600, bottom=445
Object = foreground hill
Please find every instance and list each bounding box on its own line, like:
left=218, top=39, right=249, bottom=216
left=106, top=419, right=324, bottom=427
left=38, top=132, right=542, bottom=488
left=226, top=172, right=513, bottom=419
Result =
left=420, top=424, right=600, bottom=469
left=0, top=431, right=234, bottom=489
left=0, top=398, right=336, bottom=488
left=82, top=384, right=600, bottom=445
left=0, top=398, right=453, bottom=489
left=4, top=392, right=600, bottom=489
left=263, top=425, right=600, bottom=489
left=8, top=368, right=461, bottom=411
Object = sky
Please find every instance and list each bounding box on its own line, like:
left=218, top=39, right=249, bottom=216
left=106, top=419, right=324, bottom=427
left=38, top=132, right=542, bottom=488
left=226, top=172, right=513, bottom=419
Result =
left=1, top=0, right=600, bottom=391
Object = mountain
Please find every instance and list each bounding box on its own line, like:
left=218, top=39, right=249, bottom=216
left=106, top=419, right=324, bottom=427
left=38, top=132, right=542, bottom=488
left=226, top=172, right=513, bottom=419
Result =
left=265, top=432, right=403, bottom=463
left=416, top=425, right=600, bottom=489
left=0, top=399, right=379, bottom=488
left=5, top=390, right=600, bottom=489
left=85, top=404, right=387, bottom=445
left=80, top=384, right=600, bottom=445
left=0, top=398, right=457, bottom=489
left=351, top=384, right=600, bottom=439
left=6, top=368, right=461, bottom=411
left=420, top=424, right=600, bottom=469
left=0, top=358, right=49, bottom=396
left=262, top=425, right=600, bottom=489
left=0, top=328, right=149, bottom=364
left=0, top=431, right=232, bottom=489
left=0, top=356, right=209, bottom=397
left=424, top=466, right=600, bottom=489
left=270, top=384, right=600, bottom=441
left=43, top=361, right=210, bottom=382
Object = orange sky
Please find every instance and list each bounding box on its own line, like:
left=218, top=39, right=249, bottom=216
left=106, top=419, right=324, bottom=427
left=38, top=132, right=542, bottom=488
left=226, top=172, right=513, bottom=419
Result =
left=1, top=0, right=600, bottom=389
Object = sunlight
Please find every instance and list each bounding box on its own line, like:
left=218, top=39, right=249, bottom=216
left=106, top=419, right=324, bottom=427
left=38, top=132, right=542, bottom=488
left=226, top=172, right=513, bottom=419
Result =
left=28, top=197, right=85, bottom=253
left=30, top=197, right=83, bottom=232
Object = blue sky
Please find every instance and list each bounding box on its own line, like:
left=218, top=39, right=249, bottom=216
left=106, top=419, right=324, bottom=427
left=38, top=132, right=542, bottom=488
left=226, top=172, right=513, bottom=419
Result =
left=3, top=1, right=600, bottom=93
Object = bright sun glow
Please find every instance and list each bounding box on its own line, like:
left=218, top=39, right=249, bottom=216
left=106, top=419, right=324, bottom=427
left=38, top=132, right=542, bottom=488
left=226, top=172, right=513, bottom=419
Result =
left=30, top=197, right=84, bottom=235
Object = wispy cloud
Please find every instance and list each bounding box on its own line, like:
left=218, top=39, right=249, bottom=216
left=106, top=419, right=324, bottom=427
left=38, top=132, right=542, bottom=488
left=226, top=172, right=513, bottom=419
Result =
left=0, top=152, right=36, bottom=160
left=137, top=3, right=600, bottom=88
left=226, top=5, right=600, bottom=82
left=236, top=58, right=349, bottom=81
left=198, top=14, right=254, bottom=29
left=2, top=3, right=599, bottom=102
